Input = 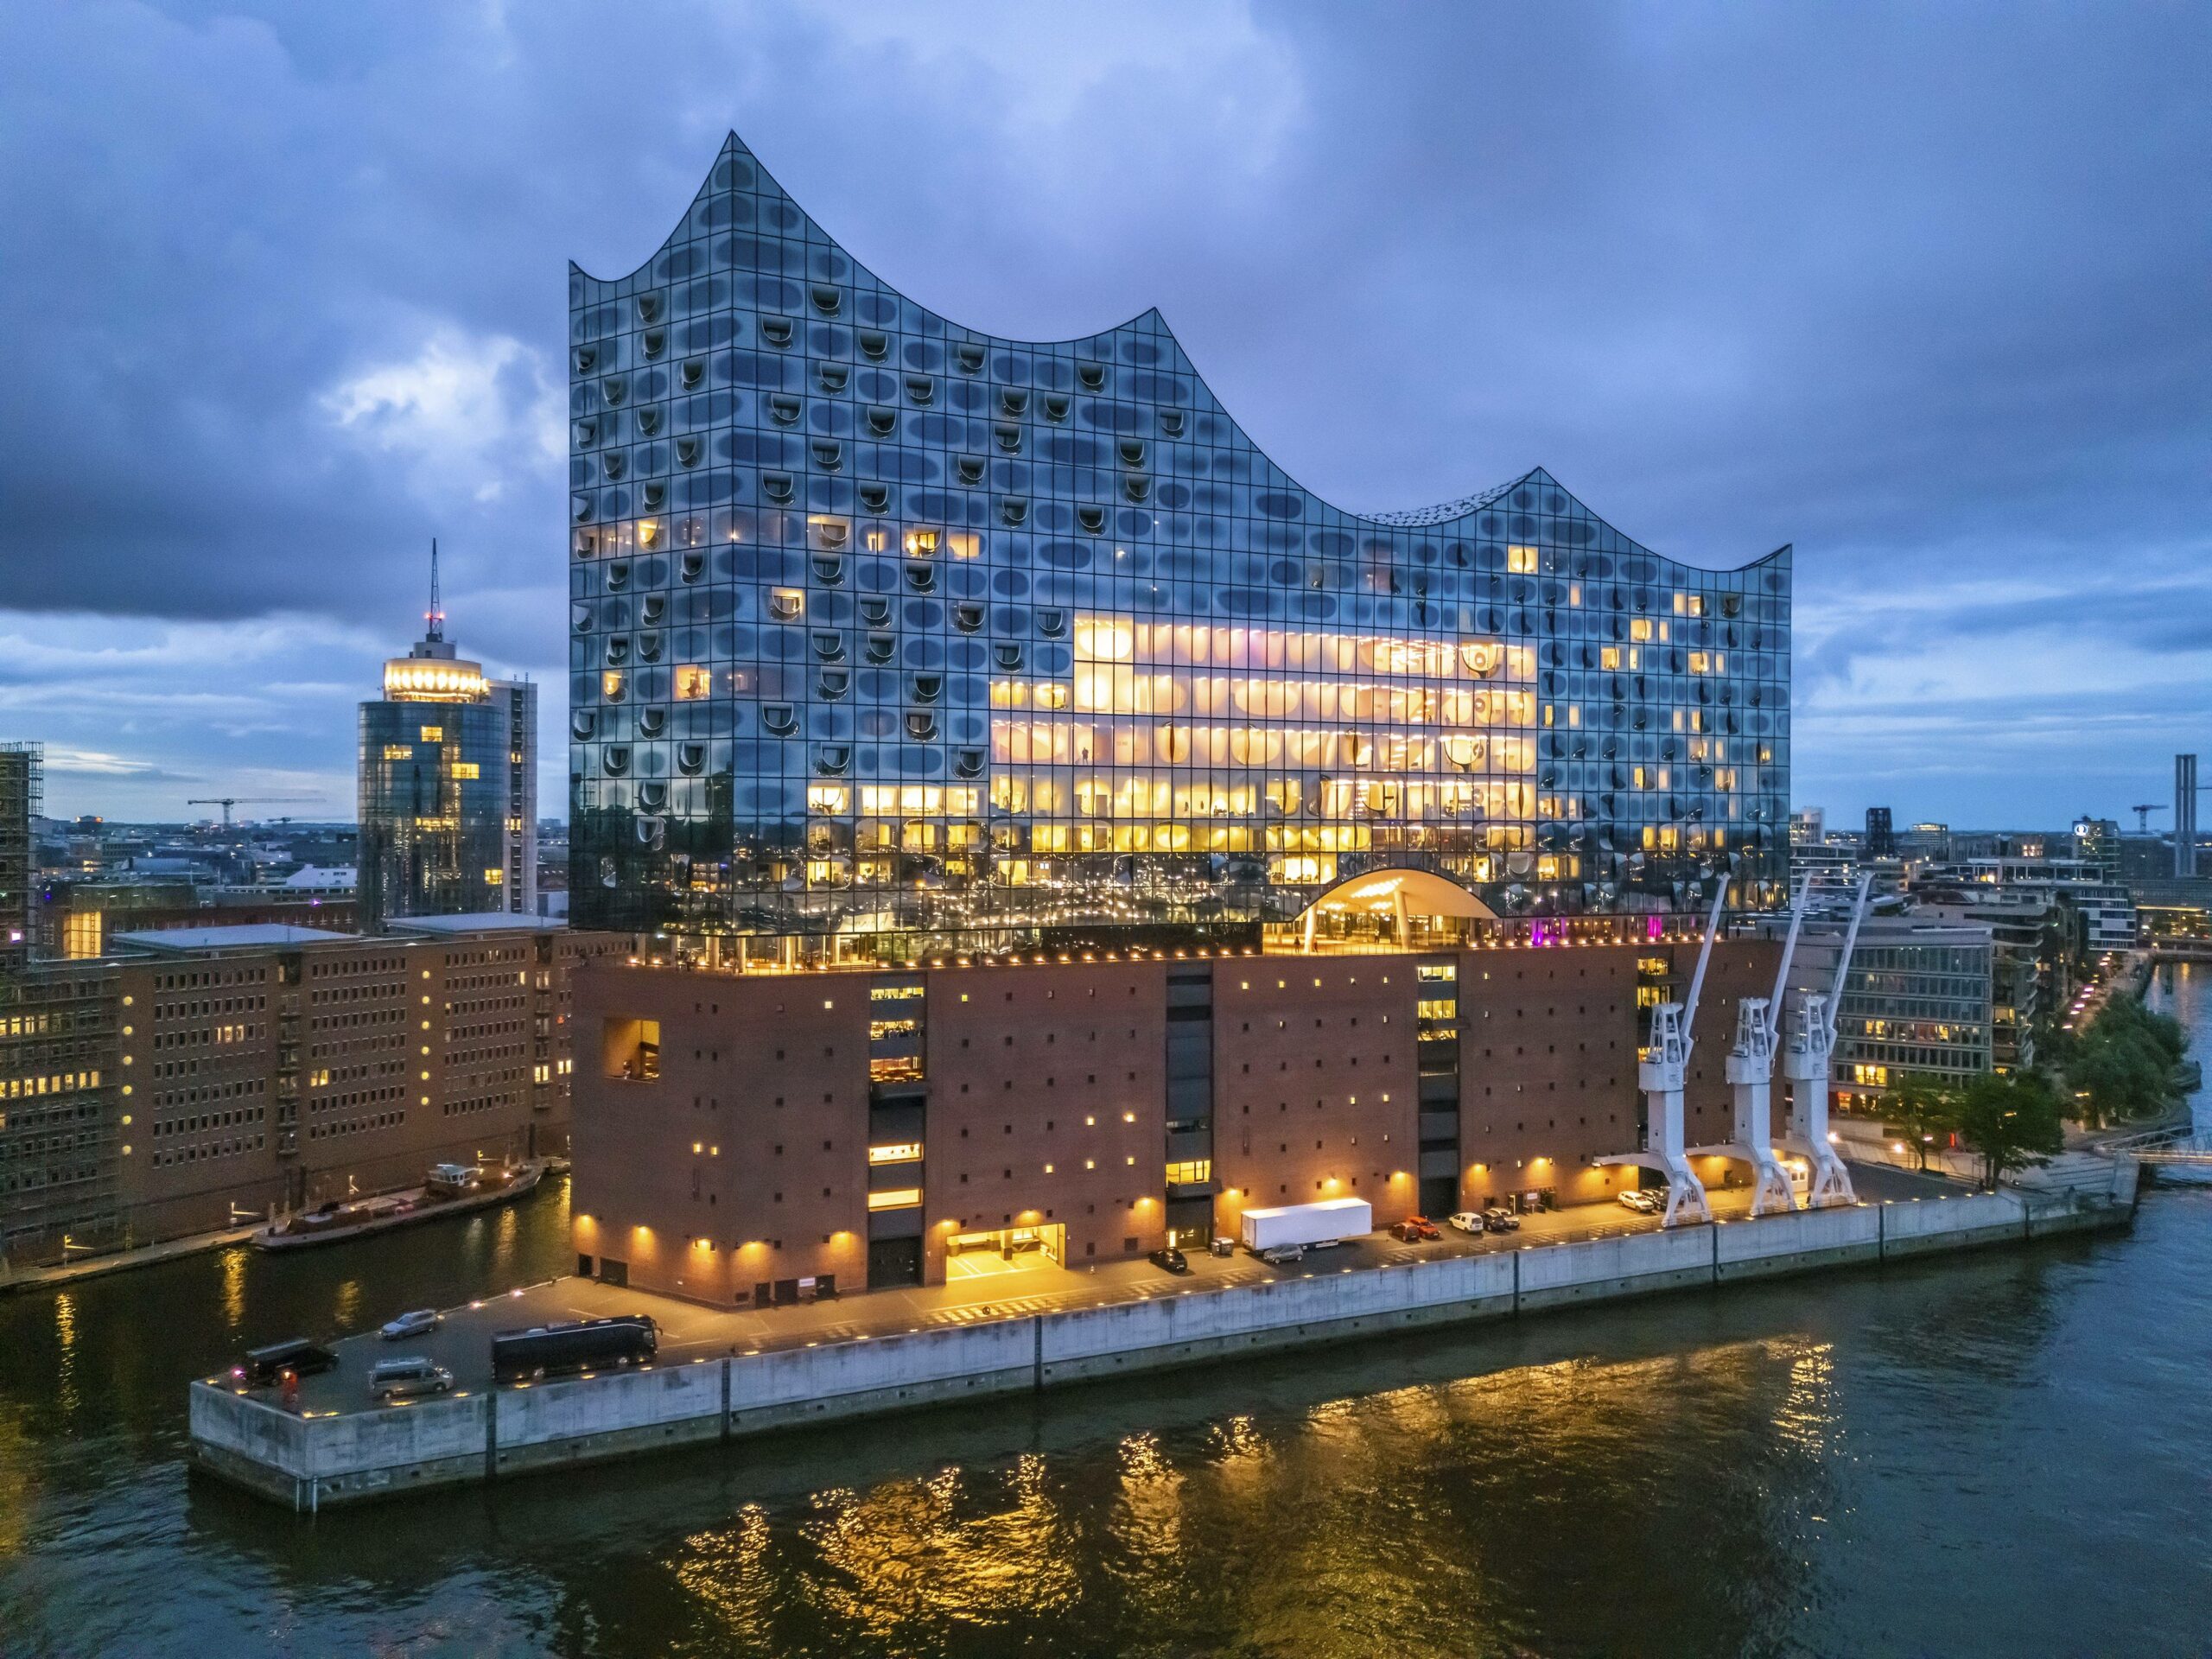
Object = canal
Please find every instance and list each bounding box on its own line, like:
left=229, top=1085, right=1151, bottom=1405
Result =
left=3, top=969, right=2208, bottom=1656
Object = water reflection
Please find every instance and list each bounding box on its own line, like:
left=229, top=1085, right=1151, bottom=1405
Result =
left=3, top=1128, right=2212, bottom=1654
left=51, top=1292, right=78, bottom=1421
left=219, top=1247, right=246, bottom=1331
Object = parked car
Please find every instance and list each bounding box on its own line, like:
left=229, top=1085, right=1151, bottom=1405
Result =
left=368, top=1356, right=454, bottom=1402
left=1259, top=1244, right=1306, bottom=1266
left=1390, top=1217, right=1441, bottom=1243
left=1148, top=1246, right=1191, bottom=1274
left=1482, top=1208, right=1521, bottom=1232
left=379, top=1308, right=442, bottom=1341
left=1447, top=1211, right=1484, bottom=1235
left=1619, top=1188, right=1663, bottom=1215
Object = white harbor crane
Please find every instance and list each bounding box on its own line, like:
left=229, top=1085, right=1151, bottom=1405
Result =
left=1599, top=876, right=1731, bottom=1228
left=1780, top=872, right=1871, bottom=1208
left=1692, top=877, right=1809, bottom=1217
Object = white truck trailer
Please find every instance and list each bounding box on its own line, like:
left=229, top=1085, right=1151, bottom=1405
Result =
left=1239, top=1198, right=1372, bottom=1254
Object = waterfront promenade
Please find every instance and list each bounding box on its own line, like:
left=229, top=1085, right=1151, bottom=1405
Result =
left=190, top=1159, right=2134, bottom=1510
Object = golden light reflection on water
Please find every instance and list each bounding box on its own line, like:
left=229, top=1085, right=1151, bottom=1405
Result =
left=652, top=1336, right=1844, bottom=1654
left=1104, top=1430, right=1187, bottom=1624
left=693, top=1453, right=1091, bottom=1641
left=1774, top=1341, right=1840, bottom=1459
left=334, top=1279, right=361, bottom=1330
left=673, top=1503, right=779, bottom=1644
left=52, top=1293, right=79, bottom=1419
left=219, top=1248, right=246, bottom=1331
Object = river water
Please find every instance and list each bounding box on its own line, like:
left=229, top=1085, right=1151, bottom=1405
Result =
left=3, top=969, right=2209, bottom=1657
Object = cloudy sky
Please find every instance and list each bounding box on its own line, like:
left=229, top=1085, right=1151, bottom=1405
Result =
left=1, top=2, right=2205, bottom=830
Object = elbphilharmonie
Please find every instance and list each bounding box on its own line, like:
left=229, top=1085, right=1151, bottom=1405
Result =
left=567, top=134, right=1789, bottom=960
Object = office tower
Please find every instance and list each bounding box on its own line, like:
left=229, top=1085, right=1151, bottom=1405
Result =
left=2179, top=755, right=2199, bottom=879
left=565, top=133, right=1792, bottom=961
left=358, top=548, right=537, bottom=931
left=0, top=743, right=35, bottom=972
left=1865, top=806, right=1895, bottom=859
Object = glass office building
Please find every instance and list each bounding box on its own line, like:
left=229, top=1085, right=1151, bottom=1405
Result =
left=569, top=134, right=1790, bottom=957
left=358, top=602, right=537, bottom=932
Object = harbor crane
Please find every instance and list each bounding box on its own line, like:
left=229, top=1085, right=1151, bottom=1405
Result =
left=1780, top=872, right=1872, bottom=1208
left=1692, top=877, right=1811, bottom=1217
left=186, top=796, right=319, bottom=828
left=1597, top=875, right=1732, bottom=1228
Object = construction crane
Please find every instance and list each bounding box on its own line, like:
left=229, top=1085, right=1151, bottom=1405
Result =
left=187, top=796, right=320, bottom=829
left=2129, top=804, right=2165, bottom=832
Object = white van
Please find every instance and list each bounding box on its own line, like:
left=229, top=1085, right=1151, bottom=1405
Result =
left=369, top=1356, right=454, bottom=1401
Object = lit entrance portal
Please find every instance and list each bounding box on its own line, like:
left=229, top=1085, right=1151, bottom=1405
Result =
left=944, top=1222, right=1066, bottom=1281
left=1274, top=868, right=1499, bottom=952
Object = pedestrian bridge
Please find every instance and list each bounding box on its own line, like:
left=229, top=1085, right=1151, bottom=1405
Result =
left=2094, top=1124, right=2212, bottom=1166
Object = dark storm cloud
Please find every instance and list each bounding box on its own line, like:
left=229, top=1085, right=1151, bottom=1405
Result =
left=0, top=1, right=2204, bottom=822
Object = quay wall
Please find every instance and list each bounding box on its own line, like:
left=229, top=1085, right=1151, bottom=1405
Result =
left=190, top=1184, right=2132, bottom=1510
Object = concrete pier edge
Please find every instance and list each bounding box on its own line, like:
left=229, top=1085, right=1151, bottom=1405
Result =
left=188, top=1178, right=2134, bottom=1512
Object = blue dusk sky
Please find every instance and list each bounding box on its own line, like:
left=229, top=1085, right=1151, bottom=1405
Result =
left=0, top=3, right=2205, bottom=829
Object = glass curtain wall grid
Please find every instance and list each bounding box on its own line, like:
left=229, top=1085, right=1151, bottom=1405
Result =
left=568, top=134, right=1791, bottom=958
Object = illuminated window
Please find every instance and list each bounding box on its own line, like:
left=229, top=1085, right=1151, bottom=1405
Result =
left=1165, top=1159, right=1212, bottom=1185
left=675, top=664, right=712, bottom=700
left=904, top=529, right=939, bottom=557
left=1506, top=545, right=1539, bottom=574
left=1630, top=618, right=1654, bottom=642
left=768, top=588, right=804, bottom=620
left=452, top=762, right=480, bottom=779
left=867, top=1187, right=923, bottom=1211
left=383, top=744, right=413, bottom=760
left=603, top=671, right=625, bottom=701
left=418, top=726, right=443, bottom=742
left=485, top=868, right=505, bottom=885
left=868, top=1142, right=923, bottom=1165
left=1600, top=646, right=1621, bottom=671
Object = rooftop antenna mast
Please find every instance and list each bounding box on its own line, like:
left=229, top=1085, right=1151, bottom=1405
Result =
left=425, top=537, right=444, bottom=643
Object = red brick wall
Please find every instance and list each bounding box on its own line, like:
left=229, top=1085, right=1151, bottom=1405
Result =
left=1212, top=958, right=1421, bottom=1237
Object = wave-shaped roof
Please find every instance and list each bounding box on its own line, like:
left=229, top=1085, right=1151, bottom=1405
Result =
left=573, top=132, right=1782, bottom=578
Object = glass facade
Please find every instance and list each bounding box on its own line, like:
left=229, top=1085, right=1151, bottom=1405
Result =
left=357, top=632, right=537, bottom=932
left=569, top=134, right=1790, bottom=956
left=1827, top=932, right=1994, bottom=1104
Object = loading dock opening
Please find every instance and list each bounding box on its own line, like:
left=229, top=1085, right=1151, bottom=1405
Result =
left=944, top=1222, right=1065, bottom=1280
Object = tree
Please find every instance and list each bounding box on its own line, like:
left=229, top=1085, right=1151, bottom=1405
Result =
left=1954, top=1072, right=2065, bottom=1189
left=2063, top=992, right=2191, bottom=1124
left=1879, top=1071, right=1961, bottom=1170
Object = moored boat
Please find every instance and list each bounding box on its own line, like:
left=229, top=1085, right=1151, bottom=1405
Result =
left=252, top=1160, right=547, bottom=1251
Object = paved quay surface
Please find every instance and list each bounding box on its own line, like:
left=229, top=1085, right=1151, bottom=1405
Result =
left=247, top=1161, right=1959, bottom=1419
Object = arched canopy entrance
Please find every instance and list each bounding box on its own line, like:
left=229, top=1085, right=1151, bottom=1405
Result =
left=1282, top=868, right=1498, bottom=951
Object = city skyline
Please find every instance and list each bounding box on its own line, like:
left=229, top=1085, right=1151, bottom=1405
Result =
left=2, top=4, right=2207, bottom=830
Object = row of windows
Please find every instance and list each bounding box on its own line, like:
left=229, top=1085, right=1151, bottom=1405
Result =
left=154, top=969, right=267, bottom=991
left=150, top=1135, right=262, bottom=1168
left=308, top=1111, right=406, bottom=1141
left=153, top=1105, right=264, bottom=1139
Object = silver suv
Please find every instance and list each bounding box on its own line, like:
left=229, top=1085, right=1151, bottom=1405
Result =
left=369, top=1356, right=454, bottom=1401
